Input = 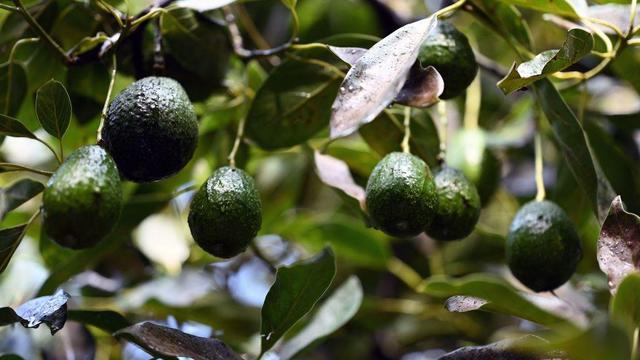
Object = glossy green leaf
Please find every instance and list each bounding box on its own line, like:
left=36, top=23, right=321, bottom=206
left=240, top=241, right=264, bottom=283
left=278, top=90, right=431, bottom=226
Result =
left=35, top=79, right=71, bottom=139
left=360, top=108, right=440, bottom=167
left=476, top=0, right=533, bottom=50
left=531, top=78, right=615, bottom=223
left=261, top=247, right=336, bottom=354
left=67, top=309, right=131, bottom=334
left=0, top=179, right=45, bottom=220
left=496, top=0, right=584, bottom=16
left=0, top=114, right=37, bottom=139
left=267, top=276, right=363, bottom=360
left=498, top=29, right=593, bottom=94
left=0, top=63, right=28, bottom=116
left=610, top=273, right=640, bottom=338
left=245, top=58, right=341, bottom=150
left=0, top=223, right=29, bottom=274
left=114, top=322, right=242, bottom=360
left=421, top=274, right=570, bottom=326
left=0, top=289, right=70, bottom=335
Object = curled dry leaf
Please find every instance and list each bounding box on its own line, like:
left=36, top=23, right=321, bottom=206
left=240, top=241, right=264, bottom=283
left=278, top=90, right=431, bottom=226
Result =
left=115, top=321, right=242, bottom=360
left=329, top=16, right=437, bottom=139
left=597, top=196, right=640, bottom=294
left=440, top=335, right=553, bottom=360
left=0, top=289, right=70, bottom=335
left=444, top=296, right=488, bottom=312
left=394, top=65, right=444, bottom=108
left=313, top=151, right=366, bottom=209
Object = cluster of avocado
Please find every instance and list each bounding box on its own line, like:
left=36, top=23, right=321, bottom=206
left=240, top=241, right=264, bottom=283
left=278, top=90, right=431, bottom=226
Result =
left=42, top=76, right=261, bottom=259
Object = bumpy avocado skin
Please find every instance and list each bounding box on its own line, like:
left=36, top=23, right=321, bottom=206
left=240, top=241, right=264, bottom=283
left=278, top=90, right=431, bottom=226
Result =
left=101, top=76, right=198, bottom=182
left=417, top=21, right=478, bottom=99
left=365, top=152, right=437, bottom=237
left=188, top=167, right=262, bottom=258
left=425, top=167, right=481, bottom=241
left=506, top=200, right=582, bottom=292
left=42, top=145, right=123, bottom=249
left=447, top=129, right=501, bottom=205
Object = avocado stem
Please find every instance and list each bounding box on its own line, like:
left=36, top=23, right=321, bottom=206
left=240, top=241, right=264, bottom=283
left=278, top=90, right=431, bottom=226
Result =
left=228, top=116, right=246, bottom=168
left=463, top=73, right=480, bottom=130
left=97, top=54, right=117, bottom=142
left=436, top=100, right=448, bottom=163
left=534, top=132, right=546, bottom=202
left=401, top=107, right=412, bottom=153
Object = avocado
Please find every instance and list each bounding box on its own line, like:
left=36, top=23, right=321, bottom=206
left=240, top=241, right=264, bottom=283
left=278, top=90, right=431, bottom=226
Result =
left=365, top=152, right=437, bottom=237
left=447, top=128, right=501, bottom=205
left=188, top=167, right=262, bottom=258
left=425, top=166, right=481, bottom=241
left=506, top=200, right=582, bottom=292
left=42, top=145, right=123, bottom=249
left=100, top=76, right=198, bottom=182
left=417, top=21, right=478, bottom=99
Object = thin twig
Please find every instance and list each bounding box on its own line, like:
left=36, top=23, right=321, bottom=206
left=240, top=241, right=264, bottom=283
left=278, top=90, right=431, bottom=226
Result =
left=228, top=116, right=246, bottom=168
left=401, top=107, right=411, bottom=153
left=463, top=73, right=481, bottom=130
left=97, top=54, right=117, bottom=142
left=436, top=100, right=447, bottom=164
left=11, top=0, right=70, bottom=63
left=534, top=132, right=545, bottom=202
left=152, top=15, right=165, bottom=75
left=0, top=162, right=53, bottom=176
left=387, top=257, right=424, bottom=291
left=0, top=3, right=18, bottom=11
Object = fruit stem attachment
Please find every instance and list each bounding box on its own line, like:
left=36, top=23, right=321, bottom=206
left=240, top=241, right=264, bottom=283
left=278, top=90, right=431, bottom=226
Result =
left=387, top=257, right=424, bottom=291
left=534, top=132, right=546, bottom=202
left=228, top=116, right=246, bottom=168
left=401, top=106, right=411, bottom=153
left=463, top=72, right=481, bottom=130
left=97, top=54, right=117, bottom=142
left=433, top=0, right=467, bottom=19
left=436, top=100, right=447, bottom=163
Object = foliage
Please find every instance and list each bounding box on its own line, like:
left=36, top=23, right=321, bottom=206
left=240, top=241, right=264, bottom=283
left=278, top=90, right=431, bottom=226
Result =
left=1, top=0, right=640, bottom=358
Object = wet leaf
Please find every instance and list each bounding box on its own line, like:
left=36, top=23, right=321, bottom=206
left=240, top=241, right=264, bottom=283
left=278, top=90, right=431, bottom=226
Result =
left=115, top=322, right=241, bottom=360
left=497, top=0, right=585, bottom=16
left=498, top=28, right=593, bottom=94
left=268, top=276, right=363, bottom=360
left=329, top=16, right=437, bottom=138
left=328, top=46, right=367, bottom=66
left=313, top=151, right=366, bottom=208
left=532, top=78, right=615, bottom=222
left=245, top=58, right=341, bottom=150
left=67, top=309, right=131, bottom=334
left=0, top=114, right=37, bottom=139
left=0, top=179, right=45, bottom=220
left=35, top=79, right=71, bottom=139
left=597, top=196, right=640, bottom=294
left=0, top=63, right=28, bottom=116
left=261, top=247, right=336, bottom=354
left=394, top=65, right=444, bottom=108
left=0, top=223, right=29, bottom=274
left=0, top=289, right=70, bottom=335
left=422, top=274, right=571, bottom=326
left=610, top=273, right=640, bottom=338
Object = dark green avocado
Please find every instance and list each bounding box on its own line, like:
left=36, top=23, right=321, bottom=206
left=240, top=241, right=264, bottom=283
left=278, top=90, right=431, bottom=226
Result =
left=447, top=128, right=501, bottom=205
left=100, top=76, right=198, bottom=182
left=506, top=200, right=582, bottom=292
left=365, top=152, right=437, bottom=237
left=42, top=145, right=123, bottom=249
left=417, top=21, right=478, bottom=99
left=425, top=166, right=481, bottom=241
left=188, top=167, right=262, bottom=258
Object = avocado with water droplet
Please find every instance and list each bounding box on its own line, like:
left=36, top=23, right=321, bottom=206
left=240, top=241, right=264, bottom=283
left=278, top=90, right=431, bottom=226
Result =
left=101, top=76, right=198, bottom=182
left=447, top=128, right=501, bottom=205
left=425, top=166, right=481, bottom=241
left=42, top=145, right=123, bottom=249
left=365, top=152, right=437, bottom=237
left=188, top=167, right=262, bottom=258
left=506, top=200, right=582, bottom=292
left=417, top=21, right=478, bottom=99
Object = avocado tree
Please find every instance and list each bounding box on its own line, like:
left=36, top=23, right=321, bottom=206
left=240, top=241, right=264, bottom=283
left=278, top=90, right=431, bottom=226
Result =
left=1, top=0, right=640, bottom=358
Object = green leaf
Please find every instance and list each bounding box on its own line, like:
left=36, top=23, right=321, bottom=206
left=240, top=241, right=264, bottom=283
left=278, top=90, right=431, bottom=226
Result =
left=114, top=322, right=242, bottom=360
left=0, top=179, right=45, bottom=219
left=0, top=289, right=70, bottom=335
left=498, top=28, right=593, bottom=94
left=496, top=0, right=584, bottom=16
left=531, top=78, right=615, bottom=222
left=421, top=274, right=571, bottom=326
left=0, top=223, right=29, bottom=274
left=67, top=310, right=131, bottom=334
left=268, top=276, right=363, bottom=360
left=245, top=58, right=341, bottom=150
left=475, top=0, right=533, bottom=50
left=0, top=63, right=28, bottom=116
left=35, top=79, right=71, bottom=139
left=597, top=196, right=640, bottom=294
left=360, top=108, right=440, bottom=167
left=611, top=273, right=640, bottom=339
left=260, top=247, right=337, bottom=354
left=440, top=335, right=550, bottom=359
left=0, top=114, right=37, bottom=139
